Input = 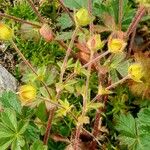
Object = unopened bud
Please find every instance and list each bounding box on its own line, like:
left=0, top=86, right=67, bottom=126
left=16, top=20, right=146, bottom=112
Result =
left=87, top=34, right=104, bottom=51
left=39, top=24, right=53, bottom=42
left=74, top=8, right=91, bottom=26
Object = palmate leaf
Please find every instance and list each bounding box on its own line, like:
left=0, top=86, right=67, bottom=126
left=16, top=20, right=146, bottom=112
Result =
left=137, top=108, right=150, bottom=126
left=30, top=140, right=47, bottom=150
left=93, top=0, right=135, bottom=30
left=115, top=113, right=136, bottom=137
left=0, top=91, right=22, bottom=114
left=24, top=124, right=40, bottom=141
left=36, top=101, right=48, bottom=122
left=57, top=13, right=73, bottom=30
left=63, top=0, right=100, bottom=10
left=55, top=31, right=73, bottom=41
left=63, top=0, right=88, bottom=9
left=106, top=53, right=130, bottom=83
left=115, top=108, right=150, bottom=150
left=0, top=109, right=28, bottom=150
left=0, top=108, right=18, bottom=131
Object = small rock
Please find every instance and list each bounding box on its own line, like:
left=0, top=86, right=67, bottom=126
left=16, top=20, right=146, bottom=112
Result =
left=0, top=64, right=17, bottom=93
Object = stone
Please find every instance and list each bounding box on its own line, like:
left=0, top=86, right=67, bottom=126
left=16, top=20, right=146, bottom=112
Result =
left=0, top=64, right=17, bottom=93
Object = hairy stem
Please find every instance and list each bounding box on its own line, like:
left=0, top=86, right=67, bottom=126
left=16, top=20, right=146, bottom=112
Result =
left=83, top=51, right=110, bottom=68
left=11, top=40, right=51, bottom=98
left=74, top=125, right=81, bottom=150
left=74, top=1, right=94, bottom=149
left=43, top=108, right=55, bottom=145
left=91, top=75, right=130, bottom=104
left=106, top=75, right=129, bottom=90
left=60, top=27, right=78, bottom=83
left=118, top=0, right=123, bottom=30
left=126, top=5, right=146, bottom=38
left=0, top=12, right=41, bottom=28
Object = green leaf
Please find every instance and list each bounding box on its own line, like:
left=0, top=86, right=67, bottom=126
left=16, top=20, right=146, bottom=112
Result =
left=110, top=53, right=126, bottom=67
left=138, top=108, right=150, bottom=125
left=30, top=140, right=47, bottom=150
left=107, top=53, right=131, bottom=82
left=17, top=121, right=29, bottom=135
left=0, top=91, right=22, bottom=114
left=0, top=123, right=14, bottom=138
left=115, top=111, right=150, bottom=150
left=110, top=69, right=119, bottom=83
left=55, top=31, right=73, bottom=41
left=116, top=60, right=130, bottom=77
left=57, top=13, right=73, bottom=30
left=24, top=124, right=40, bottom=141
left=63, top=0, right=88, bottom=9
left=93, top=0, right=135, bottom=30
left=0, top=109, right=28, bottom=150
left=64, top=79, right=78, bottom=93
left=36, top=102, right=48, bottom=122
left=0, top=137, right=13, bottom=150
left=115, top=113, right=136, bottom=138
left=1, top=109, right=18, bottom=131
left=11, top=136, right=25, bottom=150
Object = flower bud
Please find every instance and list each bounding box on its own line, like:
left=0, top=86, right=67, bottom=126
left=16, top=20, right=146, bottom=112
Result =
left=74, top=8, right=91, bottom=26
left=98, top=85, right=112, bottom=95
left=0, top=23, right=13, bottom=41
left=18, top=85, right=36, bottom=104
left=87, top=34, right=104, bottom=51
left=39, top=24, right=53, bottom=42
left=108, top=38, right=127, bottom=53
left=128, top=63, right=143, bottom=82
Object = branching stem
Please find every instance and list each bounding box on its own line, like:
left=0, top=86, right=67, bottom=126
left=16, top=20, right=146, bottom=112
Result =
left=60, top=27, right=78, bottom=83
left=0, top=12, right=41, bottom=28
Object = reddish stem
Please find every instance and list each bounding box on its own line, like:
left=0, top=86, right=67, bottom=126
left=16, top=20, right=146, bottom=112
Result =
left=0, top=12, right=41, bottom=28
left=43, top=108, right=55, bottom=145
left=126, top=5, right=146, bottom=38
left=118, top=0, right=123, bottom=30
left=74, top=125, right=81, bottom=150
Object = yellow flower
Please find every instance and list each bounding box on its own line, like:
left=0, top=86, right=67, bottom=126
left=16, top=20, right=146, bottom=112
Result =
left=108, top=38, right=127, bottom=53
left=18, top=85, right=36, bottom=104
left=87, top=34, right=104, bottom=51
left=74, top=8, right=91, bottom=26
left=128, top=63, right=143, bottom=82
left=0, top=23, right=13, bottom=41
left=136, top=0, right=150, bottom=7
